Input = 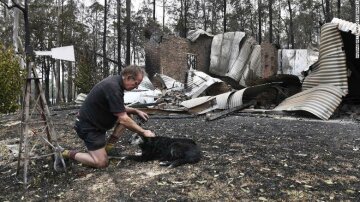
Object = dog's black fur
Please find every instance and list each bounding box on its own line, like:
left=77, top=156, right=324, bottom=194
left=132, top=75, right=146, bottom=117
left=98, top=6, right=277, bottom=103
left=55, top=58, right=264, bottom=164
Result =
left=126, top=134, right=201, bottom=168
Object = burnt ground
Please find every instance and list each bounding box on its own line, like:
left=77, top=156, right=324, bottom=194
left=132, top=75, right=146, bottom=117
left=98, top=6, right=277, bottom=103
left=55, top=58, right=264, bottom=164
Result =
left=0, top=109, right=359, bottom=201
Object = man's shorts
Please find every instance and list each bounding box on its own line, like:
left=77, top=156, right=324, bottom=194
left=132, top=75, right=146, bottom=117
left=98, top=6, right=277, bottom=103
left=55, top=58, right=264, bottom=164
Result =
left=74, top=118, right=107, bottom=151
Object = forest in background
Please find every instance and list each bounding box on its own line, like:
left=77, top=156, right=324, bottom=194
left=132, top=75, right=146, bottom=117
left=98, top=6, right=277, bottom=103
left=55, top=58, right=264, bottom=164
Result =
left=0, top=0, right=357, bottom=112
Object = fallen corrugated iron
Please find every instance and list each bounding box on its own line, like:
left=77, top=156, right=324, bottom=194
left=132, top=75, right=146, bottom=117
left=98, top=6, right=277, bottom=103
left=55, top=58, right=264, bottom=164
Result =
left=273, top=84, right=346, bottom=120
left=185, top=70, right=225, bottom=98
left=278, top=49, right=319, bottom=80
left=209, top=32, right=262, bottom=87
left=215, top=83, right=284, bottom=109
left=138, top=75, right=155, bottom=90
left=180, top=96, right=217, bottom=114
left=182, top=83, right=283, bottom=115
left=302, top=23, right=348, bottom=95
left=331, top=18, right=359, bottom=35
left=124, top=89, right=162, bottom=104
left=187, top=29, right=214, bottom=42
left=271, top=22, right=349, bottom=120
left=154, top=73, right=184, bottom=90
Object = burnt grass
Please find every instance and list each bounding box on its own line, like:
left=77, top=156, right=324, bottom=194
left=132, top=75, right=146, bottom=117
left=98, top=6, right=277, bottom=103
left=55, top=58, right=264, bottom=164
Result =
left=0, top=109, right=360, bottom=201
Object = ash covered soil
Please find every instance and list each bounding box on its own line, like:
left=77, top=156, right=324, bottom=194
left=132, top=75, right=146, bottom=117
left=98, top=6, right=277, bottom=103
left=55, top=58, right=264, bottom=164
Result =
left=0, top=110, right=360, bottom=201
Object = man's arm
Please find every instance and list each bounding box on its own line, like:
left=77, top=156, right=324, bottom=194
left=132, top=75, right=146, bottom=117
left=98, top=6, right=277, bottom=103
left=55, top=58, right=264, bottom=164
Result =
left=114, top=111, right=155, bottom=137
left=125, top=106, right=149, bottom=121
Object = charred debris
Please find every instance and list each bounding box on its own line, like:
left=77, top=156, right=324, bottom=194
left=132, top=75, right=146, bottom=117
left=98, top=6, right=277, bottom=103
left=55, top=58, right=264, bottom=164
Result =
left=76, top=18, right=359, bottom=122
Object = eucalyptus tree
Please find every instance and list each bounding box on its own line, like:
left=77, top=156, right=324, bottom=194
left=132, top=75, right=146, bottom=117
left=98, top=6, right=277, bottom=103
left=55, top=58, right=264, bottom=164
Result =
left=258, top=0, right=262, bottom=44
left=88, top=2, right=104, bottom=73
left=287, top=0, right=294, bottom=48
left=125, top=0, right=131, bottom=65
left=228, top=0, right=255, bottom=35
left=0, top=43, right=23, bottom=113
left=117, top=0, right=123, bottom=73
left=103, top=0, right=109, bottom=77
left=30, top=0, right=58, bottom=103
left=268, top=0, right=273, bottom=43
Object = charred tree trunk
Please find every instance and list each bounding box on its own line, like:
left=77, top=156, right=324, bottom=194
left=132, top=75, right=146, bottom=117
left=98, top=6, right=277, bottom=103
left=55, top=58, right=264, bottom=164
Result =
left=103, top=0, right=109, bottom=77
left=125, top=0, right=131, bottom=65
left=153, top=0, right=156, bottom=20
left=44, top=58, right=50, bottom=104
left=61, top=62, right=66, bottom=102
left=288, top=0, right=294, bottom=48
left=184, top=0, right=188, bottom=38
left=258, top=0, right=262, bottom=44
left=117, top=0, right=122, bottom=74
left=202, top=0, right=207, bottom=31
left=67, top=61, right=73, bottom=102
left=269, top=0, right=273, bottom=43
left=162, top=0, right=166, bottom=31
left=322, top=0, right=332, bottom=22
left=223, top=0, right=226, bottom=32
left=56, top=0, right=63, bottom=104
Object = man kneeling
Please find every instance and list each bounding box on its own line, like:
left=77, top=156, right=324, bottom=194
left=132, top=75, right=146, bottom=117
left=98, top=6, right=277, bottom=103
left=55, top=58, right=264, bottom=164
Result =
left=55, top=65, right=155, bottom=171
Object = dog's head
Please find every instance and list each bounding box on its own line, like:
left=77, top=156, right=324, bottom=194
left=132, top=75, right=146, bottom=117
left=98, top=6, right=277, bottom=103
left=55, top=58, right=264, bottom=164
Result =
left=128, top=134, right=145, bottom=145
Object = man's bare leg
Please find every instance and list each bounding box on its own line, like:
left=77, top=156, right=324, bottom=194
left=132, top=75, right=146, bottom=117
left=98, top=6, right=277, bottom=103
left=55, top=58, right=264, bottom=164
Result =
left=73, top=148, right=108, bottom=168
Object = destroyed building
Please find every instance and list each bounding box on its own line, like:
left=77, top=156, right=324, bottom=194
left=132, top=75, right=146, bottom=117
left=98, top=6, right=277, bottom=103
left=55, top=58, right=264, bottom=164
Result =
left=142, top=18, right=359, bottom=120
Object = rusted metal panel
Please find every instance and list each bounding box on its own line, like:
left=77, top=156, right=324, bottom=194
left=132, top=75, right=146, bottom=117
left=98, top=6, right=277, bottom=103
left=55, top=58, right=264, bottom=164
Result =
left=274, top=84, right=346, bottom=120
left=302, top=23, right=348, bottom=95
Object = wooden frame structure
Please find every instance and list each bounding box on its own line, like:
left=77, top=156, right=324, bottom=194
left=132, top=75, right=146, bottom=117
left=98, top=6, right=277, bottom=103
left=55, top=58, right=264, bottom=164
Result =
left=16, top=62, right=66, bottom=187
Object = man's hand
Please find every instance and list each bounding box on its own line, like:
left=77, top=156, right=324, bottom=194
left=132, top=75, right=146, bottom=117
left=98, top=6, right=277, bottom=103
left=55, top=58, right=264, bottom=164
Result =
left=136, top=110, right=149, bottom=121
left=142, top=130, right=155, bottom=137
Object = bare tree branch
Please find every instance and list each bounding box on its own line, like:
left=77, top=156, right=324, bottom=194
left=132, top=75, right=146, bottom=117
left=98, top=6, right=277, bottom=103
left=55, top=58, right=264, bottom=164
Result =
left=0, top=0, right=25, bottom=12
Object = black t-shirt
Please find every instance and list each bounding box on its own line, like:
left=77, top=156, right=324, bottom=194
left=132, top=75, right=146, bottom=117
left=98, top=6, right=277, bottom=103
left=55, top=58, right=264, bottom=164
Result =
left=79, top=75, right=126, bottom=130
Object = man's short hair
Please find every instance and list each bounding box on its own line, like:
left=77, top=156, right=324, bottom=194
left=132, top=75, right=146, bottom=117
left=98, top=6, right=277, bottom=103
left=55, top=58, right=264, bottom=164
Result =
left=121, top=65, right=146, bottom=78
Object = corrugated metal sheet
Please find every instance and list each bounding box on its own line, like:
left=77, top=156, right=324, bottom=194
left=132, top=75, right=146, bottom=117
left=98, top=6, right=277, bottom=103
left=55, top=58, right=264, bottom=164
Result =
left=331, top=18, right=359, bottom=35
left=187, top=29, right=214, bottom=42
left=227, top=37, right=257, bottom=82
left=215, top=83, right=279, bottom=109
left=210, top=32, right=246, bottom=76
left=238, top=44, right=262, bottom=86
left=185, top=70, right=224, bottom=98
left=302, top=23, right=348, bottom=94
left=274, top=84, right=346, bottom=120
left=180, top=96, right=217, bottom=114
left=138, top=76, right=155, bottom=90
left=277, top=49, right=319, bottom=80
left=154, top=73, right=184, bottom=89
left=209, top=32, right=262, bottom=87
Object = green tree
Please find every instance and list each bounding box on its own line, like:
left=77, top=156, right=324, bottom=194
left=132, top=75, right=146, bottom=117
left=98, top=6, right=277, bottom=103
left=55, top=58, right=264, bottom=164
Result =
left=75, top=47, right=100, bottom=94
left=0, top=44, right=23, bottom=113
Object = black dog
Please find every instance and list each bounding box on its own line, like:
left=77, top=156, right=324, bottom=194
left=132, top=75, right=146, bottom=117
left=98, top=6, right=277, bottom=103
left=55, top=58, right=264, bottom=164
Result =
left=125, top=134, right=201, bottom=168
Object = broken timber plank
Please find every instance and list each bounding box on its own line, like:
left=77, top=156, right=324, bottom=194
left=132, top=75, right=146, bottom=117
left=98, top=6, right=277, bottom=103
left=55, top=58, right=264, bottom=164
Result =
left=206, top=100, right=256, bottom=121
